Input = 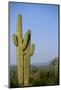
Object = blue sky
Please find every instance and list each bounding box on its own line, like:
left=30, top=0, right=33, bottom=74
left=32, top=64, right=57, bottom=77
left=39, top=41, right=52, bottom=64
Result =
left=9, top=2, right=58, bottom=65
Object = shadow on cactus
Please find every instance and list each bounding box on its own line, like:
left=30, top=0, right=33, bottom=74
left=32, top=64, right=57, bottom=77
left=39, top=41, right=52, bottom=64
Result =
left=13, top=15, right=35, bottom=86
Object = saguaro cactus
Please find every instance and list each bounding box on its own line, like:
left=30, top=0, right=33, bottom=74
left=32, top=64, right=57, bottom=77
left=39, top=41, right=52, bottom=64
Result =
left=13, top=15, right=35, bottom=86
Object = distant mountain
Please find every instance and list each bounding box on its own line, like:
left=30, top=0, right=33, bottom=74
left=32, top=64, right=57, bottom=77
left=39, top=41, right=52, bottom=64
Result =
left=31, top=57, right=59, bottom=68
left=50, top=57, right=58, bottom=65
left=10, top=57, right=59, bottom=70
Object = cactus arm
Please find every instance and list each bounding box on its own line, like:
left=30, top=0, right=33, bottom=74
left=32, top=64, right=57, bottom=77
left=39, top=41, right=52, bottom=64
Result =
left=13, top=34, right=18, bottom=46
left=23, top=30, right=31, bottom=51
left=30, top=44, right=35, bottom=56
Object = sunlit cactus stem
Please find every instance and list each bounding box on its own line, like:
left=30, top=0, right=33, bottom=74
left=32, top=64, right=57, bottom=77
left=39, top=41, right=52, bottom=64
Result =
left=13, top=15, right=35, bottom=86
left=13, top=15, right=24, bottom=86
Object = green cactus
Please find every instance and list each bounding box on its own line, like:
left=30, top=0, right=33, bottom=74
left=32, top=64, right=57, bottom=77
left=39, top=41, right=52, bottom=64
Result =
left=13, top=15, right=35, bottom=86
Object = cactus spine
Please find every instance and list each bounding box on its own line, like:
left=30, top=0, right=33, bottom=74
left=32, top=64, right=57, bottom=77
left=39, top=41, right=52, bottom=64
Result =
left=13, top=15, right=35, bottom=86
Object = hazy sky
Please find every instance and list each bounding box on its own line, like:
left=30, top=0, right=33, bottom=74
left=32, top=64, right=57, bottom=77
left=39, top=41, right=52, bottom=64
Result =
left=9, top=2, right=58, bottom=65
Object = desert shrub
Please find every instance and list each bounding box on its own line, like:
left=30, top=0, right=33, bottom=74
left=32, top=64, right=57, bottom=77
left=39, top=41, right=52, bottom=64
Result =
left=10, top=58, right=59, bottom=87
left=10, top=68, right=18, bottom=88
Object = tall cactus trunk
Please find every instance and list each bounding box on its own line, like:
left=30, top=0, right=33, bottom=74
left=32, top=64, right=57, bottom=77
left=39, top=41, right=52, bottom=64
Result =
left=24, top=40, right=30, bottom=86
left=16, top=15, right=24, bottom=86
left=13, top=15, right=35, bottom=87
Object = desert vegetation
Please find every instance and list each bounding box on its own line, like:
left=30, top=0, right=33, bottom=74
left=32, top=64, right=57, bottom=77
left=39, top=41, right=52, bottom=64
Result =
left=9, top=57, right=59, bottom=88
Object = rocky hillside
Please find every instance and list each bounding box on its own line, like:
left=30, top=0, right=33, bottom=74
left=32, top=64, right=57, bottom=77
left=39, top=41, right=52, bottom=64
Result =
left=10, top=57, right=59, bottom=87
